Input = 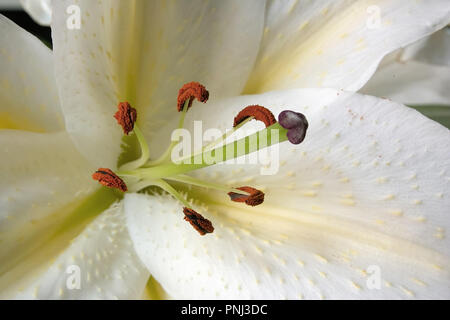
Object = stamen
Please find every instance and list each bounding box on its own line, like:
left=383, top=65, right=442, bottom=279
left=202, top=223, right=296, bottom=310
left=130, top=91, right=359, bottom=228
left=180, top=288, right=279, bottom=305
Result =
left=92, top=168, right=128, bottom=192
left=228, top=186, right=264, bottom=206
left=234, top=105, right=276, bottom=128
left=278, top=110, right=308, bottom=145
left=151, top=179, right=214, bottom=236
left=114, top=102, right=137, bottom=135
left=183, top=207, right=214, bottom=236
left=177, top=82, right=209, bottom=112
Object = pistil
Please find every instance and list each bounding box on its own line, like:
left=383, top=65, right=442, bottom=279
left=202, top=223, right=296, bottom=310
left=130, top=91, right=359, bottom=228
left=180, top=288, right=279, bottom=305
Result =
left=118, top=121, right=289, bottom=180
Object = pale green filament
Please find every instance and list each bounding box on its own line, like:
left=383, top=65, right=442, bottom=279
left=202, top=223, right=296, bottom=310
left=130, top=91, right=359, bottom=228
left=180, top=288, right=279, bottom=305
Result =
left=145, top=100, right=189, bottom=166
left=165, top=174, right=250, bottom=196
left=205, top=116, right=254, bottom=150
left=119, top=125, right=150, bottom=171
left=153, top=179, right=192, bottom=208
left=126, top=178, right=193, bottom=207
left=127, top=179, right=156, bottom=193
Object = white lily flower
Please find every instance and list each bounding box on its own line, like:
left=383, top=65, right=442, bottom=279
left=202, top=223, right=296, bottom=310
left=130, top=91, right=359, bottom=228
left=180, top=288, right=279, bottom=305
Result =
left=1, top=0, right=449, bottom=300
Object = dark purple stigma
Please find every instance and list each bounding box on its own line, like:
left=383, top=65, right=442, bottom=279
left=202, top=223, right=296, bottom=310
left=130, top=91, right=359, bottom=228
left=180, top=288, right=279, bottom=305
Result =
left=278, top=110, right=308, bottom=144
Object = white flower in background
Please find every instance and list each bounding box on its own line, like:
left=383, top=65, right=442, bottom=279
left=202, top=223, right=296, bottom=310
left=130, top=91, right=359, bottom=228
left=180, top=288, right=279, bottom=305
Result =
left=362, top=28, right=450, bottom=106
left=20, top=0, right=52, bottom=26
left=362, top=27, right=450, bottom=128
left=1, top=0, right=449, bottom=300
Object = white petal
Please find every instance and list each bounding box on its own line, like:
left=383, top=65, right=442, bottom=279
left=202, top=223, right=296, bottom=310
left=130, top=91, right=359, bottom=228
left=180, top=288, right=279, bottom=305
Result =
left=244, top=0, right=450, bottom=93
left=20, top=0, right=52, bottom=26
left=401, top=27, right=450, bottom=67
left=51, top=0, right=265, bottom=168
left=361, top=61, right=450, bottom=105
left=2, top=201, right=149, bottom=299
left=0, top=15, right=62, bottom=132
left=126, top=89, right=450, bottom=299
left=0, top=130, right=98, bottom=278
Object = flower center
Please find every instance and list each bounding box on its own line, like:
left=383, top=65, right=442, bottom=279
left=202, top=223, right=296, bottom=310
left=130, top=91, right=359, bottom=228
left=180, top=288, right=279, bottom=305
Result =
left=92, top=82, right=308, bottom=236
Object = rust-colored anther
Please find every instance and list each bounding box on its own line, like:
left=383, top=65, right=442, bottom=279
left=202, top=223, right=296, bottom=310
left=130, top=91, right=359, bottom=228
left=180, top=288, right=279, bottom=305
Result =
left=233, top=105, right=276, bottom=128
left=92, top=168, right=128, bottom=192
left=177, top=82, right=209, bottom=112
left=114, top=102, right=137, bottom=135
left=183, top=207, right=214, bottom=236
left=228, top=186, right=265, bottom=206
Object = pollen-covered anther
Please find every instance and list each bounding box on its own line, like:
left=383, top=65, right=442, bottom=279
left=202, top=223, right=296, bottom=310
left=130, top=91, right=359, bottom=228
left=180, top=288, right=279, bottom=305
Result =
left=177, top=82, right=209, bottom=112
left=183, top=207, right=214, bottom=236
left=233, top=105, right=277, bottom=128
left=114, top=102, right=137, bottom=135
left=228, top=186, right=265, bottom=206
left=92, top=168, right=128, bottom=192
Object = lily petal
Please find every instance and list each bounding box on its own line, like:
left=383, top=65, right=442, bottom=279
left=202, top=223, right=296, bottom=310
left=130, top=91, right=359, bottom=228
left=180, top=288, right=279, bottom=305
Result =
left=0, top=15, right=62, bottom=132
left=362, top=26, right=450, bottom=106
left=20, top=0, right=52, bottom=26
left=125, top=89, right=449, bottom=299
left=244, top=0, right=450, bottom=93
left=0, top=128, right=147, bottom=299
left=0, top=130, right=97, bottom=280
left=51, top=0, right=266, bottom=168
left=1, top=201, right=149, bottom=299
left=401, top=27, right=450, bottom=67
left=361, top=61, right=450, bottom=105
